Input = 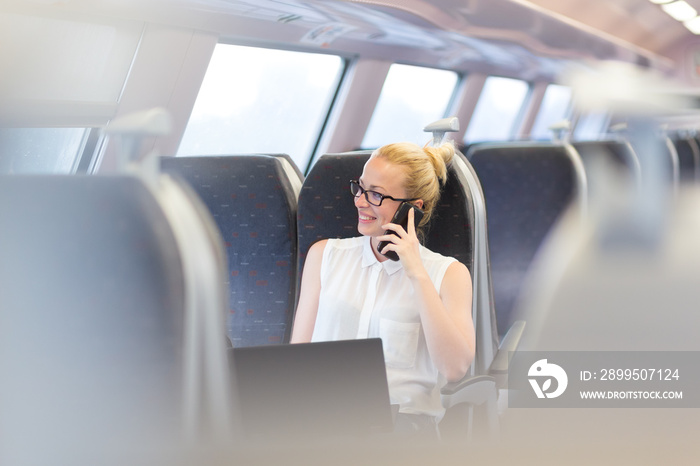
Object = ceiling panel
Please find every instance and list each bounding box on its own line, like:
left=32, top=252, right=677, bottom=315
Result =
left=522, top=0, right=693, bottom=58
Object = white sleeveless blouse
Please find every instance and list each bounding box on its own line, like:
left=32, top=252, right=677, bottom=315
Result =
left=311, top=236, right=456, bottom=419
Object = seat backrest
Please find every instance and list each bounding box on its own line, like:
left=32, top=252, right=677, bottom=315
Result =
left=572, top=140, right=640, bottom=178
left=0, top=175, right=188, bottom=461
left=161, top=155, right=299, bottom=347
left=296, top=152, right=370, bottom=276
left=670, top=135, right=700, bottom=183
left=468, top=142, right=586, bottom=338
left=571, top=140, right=641, bottom=197
left=450, top=152, right=501, bottom=374
left=271, top=152, right=305, bottom=192
left=628, top=135, right=679, bottom=191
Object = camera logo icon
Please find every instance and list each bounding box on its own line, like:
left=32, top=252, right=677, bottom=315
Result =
left=528, top=359, right=568, bottom=399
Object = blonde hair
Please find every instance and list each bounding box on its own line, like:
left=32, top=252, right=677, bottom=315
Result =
left=371, top=140, right=455, bottom=236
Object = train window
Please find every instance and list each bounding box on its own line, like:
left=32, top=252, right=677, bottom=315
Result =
left=177, top=44, right=344, bottom=170
left=530, top=84, right=573, bottom=140
left=361, top=64, right=459, bottom=148
left=573, top=111, right=611, bottom=140
left=0, top=128, right=90, bottom=175
left=463, top=76, right=529, bottom=143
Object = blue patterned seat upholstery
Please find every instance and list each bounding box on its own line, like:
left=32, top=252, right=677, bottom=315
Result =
left=161, top=155, right=299, bottom=347
left=468, top=143, right=585, bottom=337
left=424, top=162, right=474, bottom=272
left=297, top=152, right=373, bottom=277
left=296, top=151, right=474, bottom=281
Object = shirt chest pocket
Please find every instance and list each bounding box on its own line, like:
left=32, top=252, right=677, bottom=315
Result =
left=379, top=319, right=420, bottom=369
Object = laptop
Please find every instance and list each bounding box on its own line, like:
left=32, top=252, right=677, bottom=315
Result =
left=229, top=338, right=394, bottom=439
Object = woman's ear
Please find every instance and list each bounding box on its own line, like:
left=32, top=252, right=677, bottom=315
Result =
left=414, top=199, right=424, bottom=210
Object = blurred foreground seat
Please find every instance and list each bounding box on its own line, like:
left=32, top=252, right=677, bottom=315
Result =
left=0, top=173, right=233, bottom=464
left=502, top=179, right=700, bottom=463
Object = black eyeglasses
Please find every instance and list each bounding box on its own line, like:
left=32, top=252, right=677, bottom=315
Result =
left=349, top=180, right=418, bottom=207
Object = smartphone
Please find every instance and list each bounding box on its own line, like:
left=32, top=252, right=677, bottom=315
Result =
left=377, top=202, right=424, bottom=261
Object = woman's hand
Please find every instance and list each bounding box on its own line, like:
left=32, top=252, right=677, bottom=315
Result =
left=377, top=207, right=427, bottom=279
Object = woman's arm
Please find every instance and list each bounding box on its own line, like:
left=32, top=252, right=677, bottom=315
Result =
left=414, top=261, right=474, bottom=382
left=290, top=239, right=327, bottom=343
left=378, top=208, right=475, bottom=382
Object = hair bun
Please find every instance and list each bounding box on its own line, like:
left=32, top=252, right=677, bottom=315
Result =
left=423, top=141, right=455, bottom=185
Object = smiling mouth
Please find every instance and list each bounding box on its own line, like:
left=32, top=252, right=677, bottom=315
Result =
left=358, top=213, right=376, bottom=221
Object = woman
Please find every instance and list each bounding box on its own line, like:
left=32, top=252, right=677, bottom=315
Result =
left=291, top=141, right=475, bottom=434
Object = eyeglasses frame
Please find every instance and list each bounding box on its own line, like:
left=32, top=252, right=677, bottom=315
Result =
left=349, top=179, right=419, bottom=207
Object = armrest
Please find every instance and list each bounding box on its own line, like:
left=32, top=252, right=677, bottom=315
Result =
left=440, top=321, right=525, bottom=412
left=489, top=320, right=526, bottom=388
left=440, top=374, right=496, bottom=409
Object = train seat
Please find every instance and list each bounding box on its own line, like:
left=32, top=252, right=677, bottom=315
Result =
left=571, top=140, right=641, bottom=189
left=438, top=151, right=526, bottom=441
left=669, top=135, right=700, bottom=183
left=504, top=182, right=700, bottom=461
left=629, top=134, right=680, bottom=192
left=161, top=154, right=300, bottom=347
left=467, top=142, right=587, bottom=340
left=0, top=172, right=233, bottom=462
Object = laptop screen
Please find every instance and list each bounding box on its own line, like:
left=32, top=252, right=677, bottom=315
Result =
left=230, top=338, right=393, bottom=439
